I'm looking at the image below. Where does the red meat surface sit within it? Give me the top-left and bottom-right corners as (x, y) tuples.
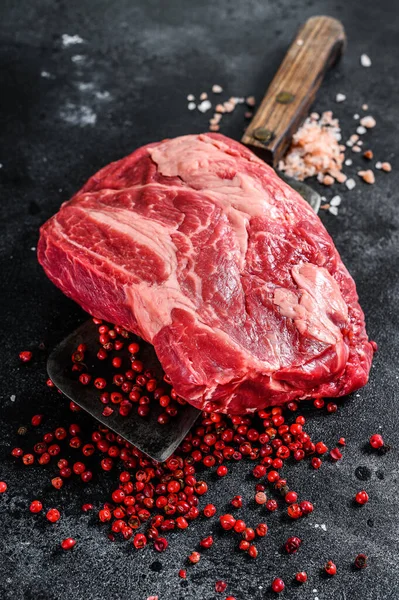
(38, 133), (373, 413)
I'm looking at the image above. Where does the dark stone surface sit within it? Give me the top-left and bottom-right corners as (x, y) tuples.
(0, 1), (398, 599)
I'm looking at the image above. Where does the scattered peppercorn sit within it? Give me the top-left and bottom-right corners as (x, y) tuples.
(61, 538), (76, 550)
(255, 491), (267, 505)
(354, 553), (368, 569)
(355, 491), (369, 505)
(266, 499), (278, 512)
(369, 434), (384, 449)
(29, 500), (43, 513)
(285, 536), (302, 554)
(220, 514), (236, 530)
(215, 581), (227, 593)
(154, 538), (168, 552)
(285, 491), (298, 504)
(46, 508), (61, 523)
(255, 523), (268, 537)
(287, 504), (302, 519)
(324, 560), (337, 576)
(216, 465), (228, 477)
(230, 495), (243, 509)
(248, 544), (258, 558)
(203, 504), (217, 518)
(200, 536), (214, 549)
(271, 577), (285, 593)
(330, 447), (343, 461)
(188, 551), (201, 564)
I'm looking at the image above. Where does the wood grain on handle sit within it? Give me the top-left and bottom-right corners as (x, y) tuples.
(241, 16), (346, 166)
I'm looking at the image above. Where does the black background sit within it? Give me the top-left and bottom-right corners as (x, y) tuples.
(0, 1), (398, 599)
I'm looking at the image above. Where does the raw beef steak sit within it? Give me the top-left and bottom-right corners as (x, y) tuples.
(38, 133), (374, 413)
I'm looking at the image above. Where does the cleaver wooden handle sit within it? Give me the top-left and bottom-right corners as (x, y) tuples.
(242, 16), (346, 167)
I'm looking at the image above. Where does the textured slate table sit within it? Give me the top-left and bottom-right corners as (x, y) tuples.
(0, 1), (398, 599)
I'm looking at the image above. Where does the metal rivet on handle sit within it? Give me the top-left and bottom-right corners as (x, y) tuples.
(276, 91), (295, 104)
(253, 127), (275, 144)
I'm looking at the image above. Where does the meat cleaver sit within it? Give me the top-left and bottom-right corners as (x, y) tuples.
(47, 16), (345, 462)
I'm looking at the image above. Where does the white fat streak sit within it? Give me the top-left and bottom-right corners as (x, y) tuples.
(87, 208), (199, 338)
(148, 135), (283, 266)
(274, 263), (347, 346)
(88, 208), (178, 278)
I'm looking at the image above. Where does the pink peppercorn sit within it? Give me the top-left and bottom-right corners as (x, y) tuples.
(61, 538), (76, 550)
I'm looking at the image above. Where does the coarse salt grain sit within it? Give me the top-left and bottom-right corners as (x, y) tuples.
(358, 169), (375, 184)
(246, 96), (256, 107)
(336, 93), (346, 103)
(197, 100), (212, 113)
(215, 104), (226, 113)
(61, 34), (84, 47)
(375, 161), (382, 169)
(346, 178), (356, 190)
(362, 104), (369, 111)
(188, 102), (196, 111)
(356, 126), (367, 135)
(209, 124), (220, 131)
(335, 171), (347, 183)
(329, 205), (339, 216)
(363, 150), (373, 159)
(345, 158), (353, 166)
(210, 113), (222, 124)
(360, 115), (376, 128)
(187, 94), (195, 101)
(381, 162), (392, 172)
(223, 101), (235, 113)
(360, 54), (372, 67)
(352, 146), (361, 153)
(212, 84), (223, 94)
(353, 114), (360, 120)
(199, 92), (208, 100)
(330, 195), (342, 206)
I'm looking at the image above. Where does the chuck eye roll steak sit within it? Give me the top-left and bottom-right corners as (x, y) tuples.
(38, 133), (373, 413)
